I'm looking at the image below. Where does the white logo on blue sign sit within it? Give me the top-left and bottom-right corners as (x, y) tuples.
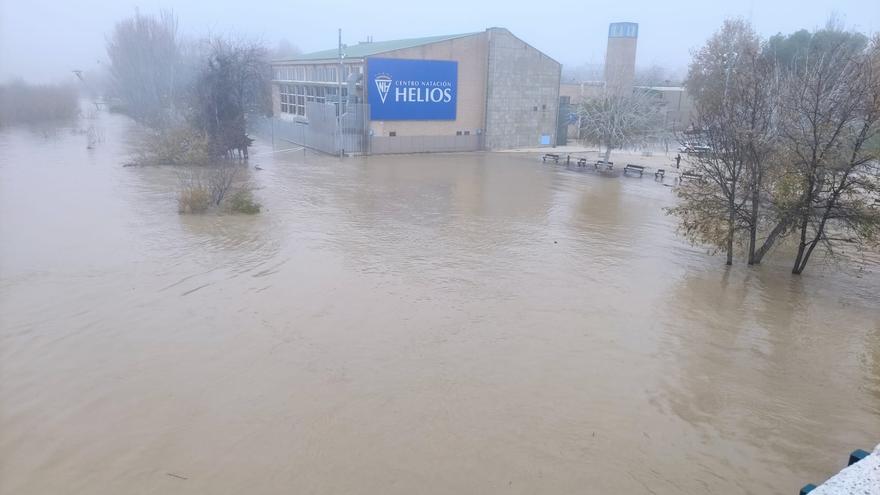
(374, 74), (392, 104)
(368, 58), (457, 120)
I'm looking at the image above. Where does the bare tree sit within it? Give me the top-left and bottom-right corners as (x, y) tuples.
(670, 19), (772, 265)
(778, 35), (880, 274)
(578, 89), (662, 163)
(191, 36), (270, 159)
(674, 19), (880, 272)
(106, 10), (182, 127)
(177, 163), (243, 213)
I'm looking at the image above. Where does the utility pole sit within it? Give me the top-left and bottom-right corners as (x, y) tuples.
(338, 28), (344, 159)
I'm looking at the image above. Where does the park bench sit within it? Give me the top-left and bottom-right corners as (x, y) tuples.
(655, 168), (666, 180)
(678, 171), (703, 182)
(542, 153), (560, 163)
(594, 160), (614, 171)
(576, 157), (589, 167)
(624, 164), (646, 177)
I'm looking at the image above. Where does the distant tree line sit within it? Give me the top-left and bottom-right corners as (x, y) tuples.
(0, 80), (79, 126)
(669, 19), (880, 274)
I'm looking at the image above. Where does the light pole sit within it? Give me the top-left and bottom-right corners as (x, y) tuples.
(338, 28), (344, 159)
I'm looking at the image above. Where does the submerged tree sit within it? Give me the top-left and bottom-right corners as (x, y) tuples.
(578, 89), (661, 162)
(672, 19), (778, 265)
(191, 37), (270, 159)
(778, 34), (880, 274)
(671, 19), (880, 273)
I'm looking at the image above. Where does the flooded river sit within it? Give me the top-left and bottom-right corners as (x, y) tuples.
(1, 111), (878, 494)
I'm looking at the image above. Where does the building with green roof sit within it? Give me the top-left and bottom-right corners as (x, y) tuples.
(270, 28), (561, 154)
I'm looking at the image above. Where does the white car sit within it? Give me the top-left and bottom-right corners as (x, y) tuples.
(679, 143), (712, 154)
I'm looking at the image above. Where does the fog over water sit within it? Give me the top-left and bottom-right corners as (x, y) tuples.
(0, 111), (877, 494)
(2, 0), (879, 82)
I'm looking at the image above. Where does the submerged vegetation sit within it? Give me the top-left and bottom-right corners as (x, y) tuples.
(106, 10), (270, 160)
(0, 81), (79, 126)
(176, 163), (260, 215)
(134, 126), (211, 166)
(106, 10), (270, 214)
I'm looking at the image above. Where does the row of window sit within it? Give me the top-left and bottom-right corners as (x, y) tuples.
(274, 64), (363, 83)
(279, 85), (349, 117)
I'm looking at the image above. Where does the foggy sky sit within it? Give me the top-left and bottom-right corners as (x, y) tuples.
(1, 0), (878, 83)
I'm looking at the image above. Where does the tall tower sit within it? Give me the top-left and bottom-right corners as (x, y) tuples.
(604, 22), (638, 95)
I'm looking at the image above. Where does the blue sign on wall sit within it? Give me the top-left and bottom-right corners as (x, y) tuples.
(367, 58), (457, 121)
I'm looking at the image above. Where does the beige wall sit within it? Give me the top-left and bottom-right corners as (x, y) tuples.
(641, 87), (695, 130)
(367, 33), (489, 138)
(484, 28), (561, 149)
(605, 37), (637, 95)
(559, 82), (604, 105)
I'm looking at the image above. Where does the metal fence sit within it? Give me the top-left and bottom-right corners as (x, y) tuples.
(249, 104), (484, 156)
(249, 102), (370, 155)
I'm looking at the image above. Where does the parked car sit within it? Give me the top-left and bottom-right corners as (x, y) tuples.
(679, 142), (713, 154)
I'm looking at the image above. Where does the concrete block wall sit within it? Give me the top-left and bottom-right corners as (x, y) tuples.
(484, 28), (561, 150)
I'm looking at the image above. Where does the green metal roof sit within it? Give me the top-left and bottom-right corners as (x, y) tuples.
(275, 32), (480, 62)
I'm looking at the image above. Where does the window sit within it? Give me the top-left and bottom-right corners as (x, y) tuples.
(296, 86), (305, 115)
(279, 84), (305, 116)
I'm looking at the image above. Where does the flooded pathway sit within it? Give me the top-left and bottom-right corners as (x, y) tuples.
(1, 112), (878, 494)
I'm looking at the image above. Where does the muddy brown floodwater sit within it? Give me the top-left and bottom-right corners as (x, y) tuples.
(0, 111), (878, 495)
